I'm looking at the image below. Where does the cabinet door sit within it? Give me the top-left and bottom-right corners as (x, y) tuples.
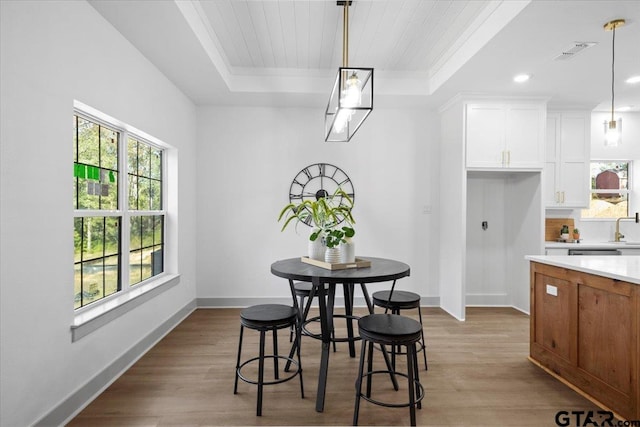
(544, 112), (590, 208)
(466, 104), (505, 168)
(558, 114), (589, 207)
(506, 104), (545, 168)
(534, 273), (577, 362)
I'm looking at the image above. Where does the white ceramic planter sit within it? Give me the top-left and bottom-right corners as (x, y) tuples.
(340, 240), (355, 263)
(324, 247), (342, 264)
(308, 230), (325, 260)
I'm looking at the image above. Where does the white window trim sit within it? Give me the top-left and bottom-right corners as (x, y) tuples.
(72, 100), (179, 341)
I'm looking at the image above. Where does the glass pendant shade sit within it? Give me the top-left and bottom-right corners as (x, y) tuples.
(604, 118), (622, 146)
(325, 67), (373, 142)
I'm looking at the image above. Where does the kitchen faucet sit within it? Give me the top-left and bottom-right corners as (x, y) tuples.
(614, 212), (640, 242)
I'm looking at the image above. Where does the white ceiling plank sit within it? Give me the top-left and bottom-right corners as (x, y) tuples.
(230, 0), (265, 68)
(307, 1), (328, 69)
(317, 1), (339, 70)
(262, 1), (287, 68)
(382, 0), (434, 71)
(247, 1), (276, 68)
(293, 0), (311, 68)
(278, 0), (298, 68)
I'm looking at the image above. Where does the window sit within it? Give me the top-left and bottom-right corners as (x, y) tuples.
(74, 112), (165, 309)
(581, 161), (630, 219)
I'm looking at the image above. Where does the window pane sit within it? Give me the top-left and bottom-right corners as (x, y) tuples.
(141, 247), (153, 282)
(74, 115), (119, 210)
(77, 117), (99, 165)
(74, 264), (82, 310)
(104, 255), (119, 297)
(129, 249), (143, 285)
(128, 138), (163, 211)
(150, 149), (161, 180)
(82, 259), (104, 305)
(100, 127), (118, 171)
(128, 174), (138, 210)
(582, 193), (628, 219)
(104, 217), (119, 257)
(74, 216), (121, 308)
(138, 177), (151, 210)
(130, 216), (142, 250)
(128, 138), (138, 176)
(129, 215), (164, 286)
(74, 217), (83, 263)
(150, 179), (161, 210)
(590, 162), (628, 190)
(139, 143), (151, 177)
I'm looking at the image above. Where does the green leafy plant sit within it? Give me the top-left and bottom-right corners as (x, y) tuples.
(278, 188), (355, 241)
(324, 225), (355, 248)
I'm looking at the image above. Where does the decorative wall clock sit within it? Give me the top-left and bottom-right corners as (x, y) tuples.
(288, 163), (355, 226)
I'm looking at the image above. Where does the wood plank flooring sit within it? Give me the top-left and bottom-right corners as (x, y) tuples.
(69, 307), (601, 426)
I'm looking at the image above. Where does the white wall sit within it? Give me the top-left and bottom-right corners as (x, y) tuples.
(195, 106), (440, 305)
(0, 2), (197, 426)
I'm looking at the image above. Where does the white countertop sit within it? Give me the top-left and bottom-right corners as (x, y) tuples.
(545, 241), (640, 249)
(526, 255), (640, 285)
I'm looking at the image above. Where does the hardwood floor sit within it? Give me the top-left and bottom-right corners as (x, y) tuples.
(69, 307), (600, 426)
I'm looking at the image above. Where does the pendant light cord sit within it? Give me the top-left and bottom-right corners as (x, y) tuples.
(611, 25), (616, 123)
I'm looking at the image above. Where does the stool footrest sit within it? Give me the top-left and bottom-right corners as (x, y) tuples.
(236, 355), (301, 387)
(302, 314), (362, 343)
(355, 370), (425, 408)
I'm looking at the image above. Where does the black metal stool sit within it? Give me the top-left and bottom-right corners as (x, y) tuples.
(233, 304), (304, 416)
(353, 314), (425, 426)
(372, 290), (428, 370)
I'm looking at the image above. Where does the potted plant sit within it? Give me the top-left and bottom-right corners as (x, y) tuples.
(323, 225), (356, 263)
(560, 224), (570, 240)
(278, 188), (355, 261)
(573, 228), (580, 240)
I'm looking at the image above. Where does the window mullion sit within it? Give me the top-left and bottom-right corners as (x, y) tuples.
(121, 130), (131, 292)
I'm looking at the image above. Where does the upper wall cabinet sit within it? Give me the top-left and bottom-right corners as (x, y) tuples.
(544, 111), (590, 208)
(466, 102), (546, 169)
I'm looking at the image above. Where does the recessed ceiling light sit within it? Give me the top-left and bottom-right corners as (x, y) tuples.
(626, 75), (640, 84)
(513, 74), (531, 83)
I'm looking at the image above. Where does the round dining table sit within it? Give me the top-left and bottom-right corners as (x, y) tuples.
(270, 256), (410, 412)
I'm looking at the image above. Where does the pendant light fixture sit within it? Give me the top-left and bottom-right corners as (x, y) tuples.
(324, 1), (373, 142)
(603, 19), (625, 147)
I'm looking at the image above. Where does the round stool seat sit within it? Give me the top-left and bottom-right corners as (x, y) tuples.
(358, 314), (422, 346)
(293, 281), (329, 296)
(373, 290), (421, 310)
(240, 304), (298, 329)
(293, 281), (313, 296)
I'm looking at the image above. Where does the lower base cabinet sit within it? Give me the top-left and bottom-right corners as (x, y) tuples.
(530, 262), (640, 420)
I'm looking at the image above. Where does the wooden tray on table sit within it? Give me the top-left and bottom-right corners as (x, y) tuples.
(300, 256), (371, 271)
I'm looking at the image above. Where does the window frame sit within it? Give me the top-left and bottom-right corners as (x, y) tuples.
(72, 101), (179, 341)
(581, 160), (632, 221)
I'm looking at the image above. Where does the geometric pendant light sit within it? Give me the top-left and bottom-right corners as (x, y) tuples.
(325, 1), (373, 142)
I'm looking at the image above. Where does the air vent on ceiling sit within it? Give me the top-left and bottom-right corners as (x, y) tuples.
(553, 42), (597, 61)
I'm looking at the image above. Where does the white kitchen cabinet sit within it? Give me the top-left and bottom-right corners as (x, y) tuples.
(466, 102), (545, 169)
(544, 111), (590, 208)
